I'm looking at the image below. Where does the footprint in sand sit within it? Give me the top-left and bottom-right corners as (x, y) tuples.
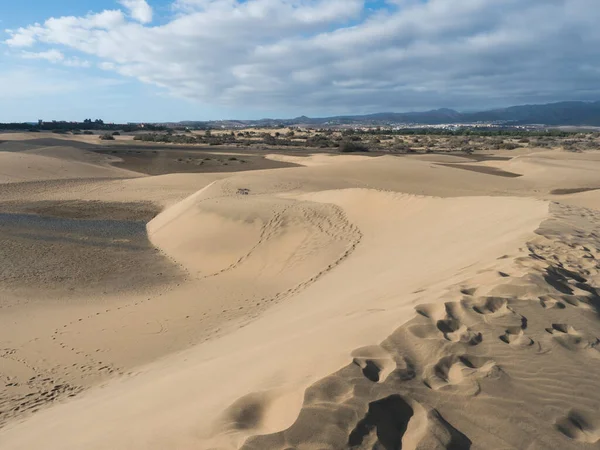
(348, 396), (471, 450)
(436, 319), (483, 346)
(468, 296), (527, 330)
(538, 295), (566, 310)
(560, 294), (597, 311)
(545, 323), (600, 354)
(415, 303), (482, 346)
(499, 327), (534, 348)
(471, 297), (511, 316)
(460, 286), (478, 296)
(556, 409), (600, 444)
(351, 345), (397, 383)
(424, 355), (501, 396)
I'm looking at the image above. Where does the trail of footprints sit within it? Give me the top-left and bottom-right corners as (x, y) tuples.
(203, 199), (362, 318)
(239, 201), (363, 311)
(0, 290), (170, 428)
(546, 323), (600, 355)
(236, 203), (600, 449)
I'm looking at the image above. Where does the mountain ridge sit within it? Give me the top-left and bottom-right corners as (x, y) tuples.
(181, 100), (600, 127)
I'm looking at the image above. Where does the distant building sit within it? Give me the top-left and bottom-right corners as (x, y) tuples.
(38, 119), (43, 125)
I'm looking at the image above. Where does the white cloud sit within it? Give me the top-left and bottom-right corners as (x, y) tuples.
(64, 57), (92, 68)
(4, 0), (600, 113)
(119, 0), (153, 24)
(21, 49), (65, 63)
(20, 49), (91, 68)
(6, 10), (125, 49)
(98, 61), (117, 71)
(5, 26), (40, 47)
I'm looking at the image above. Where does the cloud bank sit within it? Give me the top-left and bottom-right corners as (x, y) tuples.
(5, 0), (600, 113)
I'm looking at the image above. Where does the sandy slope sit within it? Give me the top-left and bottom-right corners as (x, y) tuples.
(482, 150), (600, 188)
(265, 153), (375, 166)
(0, 131), (132, 144)
(1, 145), (600, 449)
(243, 202), (600, 450)
(0, 147), (141, 183)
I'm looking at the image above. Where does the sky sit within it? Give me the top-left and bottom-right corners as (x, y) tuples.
(1, 0), (600, 122)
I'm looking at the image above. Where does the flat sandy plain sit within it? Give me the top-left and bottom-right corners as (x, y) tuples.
(1, 133), (600, 449)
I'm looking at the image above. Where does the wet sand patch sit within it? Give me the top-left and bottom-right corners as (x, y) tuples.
(92, 147), (298, 175)
(0, 201), (182, 297)
(0, 200), (160, 221)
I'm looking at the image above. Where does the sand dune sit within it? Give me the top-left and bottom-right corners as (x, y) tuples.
(265, 153), (374, 166)
(0, 148), (141, 183)
(483, 150), (600, 187)
(1, 143), (600, 449)
(0, 190), (547, 449)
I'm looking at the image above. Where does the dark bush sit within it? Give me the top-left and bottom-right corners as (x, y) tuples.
(339, 141), (369, 153)
(112, 131), (121, 136)
(99, 133), (115, 140)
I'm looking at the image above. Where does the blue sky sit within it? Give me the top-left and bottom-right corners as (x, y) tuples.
(1, 0), (274, 122)
(2, 0), (599, 122)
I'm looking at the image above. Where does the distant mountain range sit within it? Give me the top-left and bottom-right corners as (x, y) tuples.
(180, 101), (600, 127)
